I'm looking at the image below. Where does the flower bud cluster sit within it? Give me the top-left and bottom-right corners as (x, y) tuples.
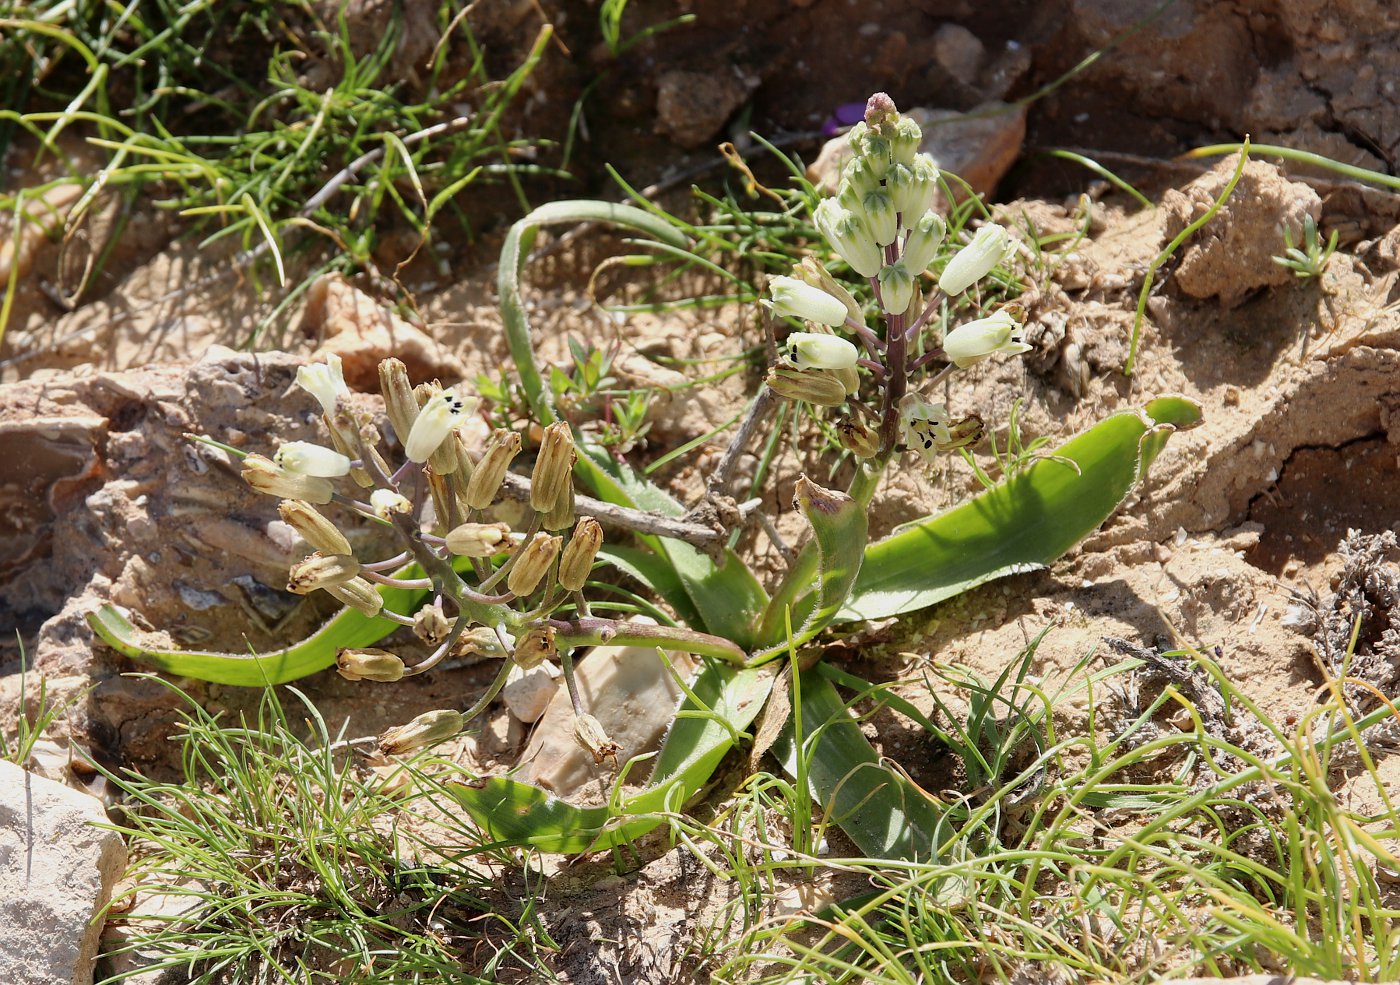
(759, 92), (1034, 464)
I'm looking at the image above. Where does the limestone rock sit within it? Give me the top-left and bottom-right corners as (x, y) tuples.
(501, 660), (560, 724)
(0, 759), (126, 985)
(654, 68), (756, 150)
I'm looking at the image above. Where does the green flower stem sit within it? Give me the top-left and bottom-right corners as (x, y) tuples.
(548, 617), (748, 665)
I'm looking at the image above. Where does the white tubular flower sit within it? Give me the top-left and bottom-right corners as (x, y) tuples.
(274, 441), (352, 478)
(899, 395), (952, 460)
(939, 223), (1014, 296)
(295, 354), (348, 417)
(840, 156), (882, 199)
(942, 310), (1032, 368)
(890, 117), (922, 167)
(901, 211), (947, 275)
(784, 331), (859, 371)
(877, 262), (915, 316)
(855, 187), (899, 248)
(889, 156), (939, 225)
(813, 199), (884, 279)
(404, 389), (475, 463)
(370, 488), (411, 519)
(764, 275), (848, 327)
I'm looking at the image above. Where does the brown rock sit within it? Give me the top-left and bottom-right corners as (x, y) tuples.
(1161, 155), (1321, 307)
(654, 68), (755, 150)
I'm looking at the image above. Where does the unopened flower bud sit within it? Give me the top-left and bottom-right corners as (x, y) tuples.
(379, 709), (464, 756)
(514, 625), (557, 670)
(765, 366), (848, 407)
(889, 155), (939, 221)
(939, 223), (1014, 296)
(841, 185), (897, 248)
(942, 310), (1031, 368)
(336, 648), (405, 683)
(378, 358), (419, 447)
(574, 713), (620, 765)
(412, 605), (453, 646)
(559, 517), (604, 592)
(889, 116), (922, 167)
(508, 532), (561, 597)
(274, 441), (352, 478)
(764, 275), (848, 326)
(324, 576), (383, 617)
(405, 388), (476, 464)
(370, 488), (412, 519)
(445, 521), (511, 558)
(451, 626), (508, 659)
(295, 354), (348, 417)
(847, 121), (892, 179)
(278, 500), (351, 555)
(838, 420), (881, 459)
(287, 552), (361, 594)
(840, 155), (883, 200)
(793, 258), (862, 325)
(784, 331), (859, 371)
(877, 262), (915, 316)
(813, 199), (883, 279)
(466, 428), (522, 510)
(864, 92), (898, 129)
(243, 455), (333, 504)
(530, 422), (576, 514)
(901, 211), (947, 275)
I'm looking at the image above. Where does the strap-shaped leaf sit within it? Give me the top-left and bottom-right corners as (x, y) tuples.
(749, 475), (867, 663)
(837, 396), (1202, 622)
(773, 665), (955, 861)
(444, 661), (774, 852)
(86, 559), (507, 686)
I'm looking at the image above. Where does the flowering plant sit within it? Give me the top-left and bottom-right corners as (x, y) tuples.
(91, 94), (1200, 858)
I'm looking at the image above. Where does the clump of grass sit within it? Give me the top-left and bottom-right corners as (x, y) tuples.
(690, 636), (1400, 983)
(0, 2), (560, 351)
(96, 680), (523, 984)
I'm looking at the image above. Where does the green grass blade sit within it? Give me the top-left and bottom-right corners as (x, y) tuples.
(443, 662), (773, 852)
(750, 476), (867, 663)
(837, 396), (1202, 622)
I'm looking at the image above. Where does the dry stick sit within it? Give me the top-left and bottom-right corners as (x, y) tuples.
(496, 472), (757, 548)
(705, 385), (778, 502)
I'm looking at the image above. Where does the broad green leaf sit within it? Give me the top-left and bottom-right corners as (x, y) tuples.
(774, 665), (955, 862)
(498, 200), (688, 426)
(87, 560), (507, 686)
(598, 545), (705, 630)
(750, 476), (867, 662)
(444, 661), (774, 852)
(837, 396), (1202, 622)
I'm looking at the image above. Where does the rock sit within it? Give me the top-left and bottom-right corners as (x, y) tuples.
(806, 102), (1027, 206)
(654, 68), (756, 150)
(0, 182), (83, 285)
(514, 642), (697, 803)
(98, 881), (205, 985)
(299, 275), (466, 390)
(1161, 154), (1322, 307)
(0, 759), (126, 985)
(501, 660), (560, 724)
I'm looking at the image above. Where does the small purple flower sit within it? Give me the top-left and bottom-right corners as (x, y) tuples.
(822, 101), (868, 137)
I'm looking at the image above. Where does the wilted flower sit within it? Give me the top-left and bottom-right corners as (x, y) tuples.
(558, 517), (604, 592)
(508, 532), (562, 597)
(336, 648), (405, 683)
(379, 710), (464, 756)
(412, 605), (452, 646)
(942, 310), (1031, 368)
(370, 488), (411, 519)
(295, 354), (348, 417)
(574, 713), (620, 765)
(837, 420), (881, 459)
(274, 441), (352, 478)
(513, 625), (557, 670)
(466, 428), (522, 510)
(784, 331), (859, 371)
(324, 576), (383, 617)
(445, 521), (511, 558)
(404, 389), (476, 463)
(766, 366), (849, 407)
(278, 499), (351, 555)
(378, 358), (419, 446)
(530, 422), (576, 514)
(764, 275), (848, 327)
(939, 223), (1014, 296)
(287, 552), (361, 594)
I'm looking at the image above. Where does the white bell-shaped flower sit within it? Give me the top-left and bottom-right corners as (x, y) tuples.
(764, 275), (848, 327)
(942, 310), (1032, 368)
(295, 354), (348, 417)
(405, 389), (475, 463)
(274, 441), (352, 478)
(938, 223), (1014, 296)
(784, 331), (860, 371)
(877, 261), (915, 316)
(901, 211), (947, 275)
